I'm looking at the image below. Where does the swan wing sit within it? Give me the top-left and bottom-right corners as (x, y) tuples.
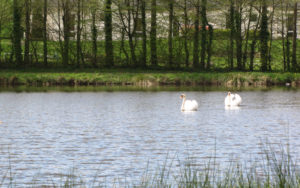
(184, 100), (198, 111)
(232, 94), (242, 106)
(192, 100), (198, 109)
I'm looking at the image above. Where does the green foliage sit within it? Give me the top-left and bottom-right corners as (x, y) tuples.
(0, 0), (298, 73)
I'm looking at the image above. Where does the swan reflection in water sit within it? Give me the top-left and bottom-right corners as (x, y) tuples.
(225, 105), (241, 110)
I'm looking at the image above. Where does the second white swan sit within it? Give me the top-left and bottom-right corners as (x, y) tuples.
(180, 94), (198, 111)
(224, 92), (242, 106)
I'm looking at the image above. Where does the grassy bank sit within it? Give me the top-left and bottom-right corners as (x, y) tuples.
(1, 69), (300, 87)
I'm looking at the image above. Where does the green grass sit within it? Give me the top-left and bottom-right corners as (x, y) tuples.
(0, 68), (300, 87)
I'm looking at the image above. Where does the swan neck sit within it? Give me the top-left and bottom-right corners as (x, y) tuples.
(229, 95), (232, 104)
(181, 98), (186, 111)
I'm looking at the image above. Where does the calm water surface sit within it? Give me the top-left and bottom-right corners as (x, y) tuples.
(0, 88), (300, 186)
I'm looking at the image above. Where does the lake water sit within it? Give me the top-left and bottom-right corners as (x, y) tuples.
(0, 87), (300, 186)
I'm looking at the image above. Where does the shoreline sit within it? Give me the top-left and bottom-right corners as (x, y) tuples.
(0, 70), (300, 87)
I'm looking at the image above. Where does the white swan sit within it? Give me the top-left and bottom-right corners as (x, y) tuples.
(180, 94), (198, 111)
(225, 92), (242, 106)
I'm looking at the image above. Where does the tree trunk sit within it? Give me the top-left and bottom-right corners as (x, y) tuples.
(105, 0), (114, 67)
(200, 0), (207, 70)
(126, 0), (137, 66)
(121, 28), (130, 65)
(250, 6), (261, 72)
(117, 0), (139, 67)
(57, 0), (63, 64)
(128, 33), (137, 66)
(24, 0), (31, 65)
(193, 0), (200, 69)
(76, 0), (82, 67)
(183, 0), (189, 68)
(292, 2), (298, 71)
(267, 0), (276, 71)
(62, 0), (70, 66)
(249, 37), (257, 71)
(168, 0), (173, 68)
(43, 0), (48, 67)
(243, 2), (253, 70)
(286, 35), (291, 71)
(235, 6), (243, 70)
(281, 0), (286, 71)
(13, 0), (22, 66)
(0, 3), (4, 61)
(150, 0), (157, 66)
(206, 25), (213, 70)
(260, 0), (269, 72)
(141, 0), (147, 67)
(228, 0), (235, 70)
(91, 9), (97, 67)
(0, 24), (2, 62)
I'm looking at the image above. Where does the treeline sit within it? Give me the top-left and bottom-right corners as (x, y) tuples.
(0, 0), (299, 72)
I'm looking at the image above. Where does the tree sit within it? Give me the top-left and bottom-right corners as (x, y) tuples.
(0, 0), (12, 62)
(280, 0), (286, 71)
(243, 0), (254, 69)
(235, 3), (243, 70)
(1, 0), (298, 71)
(267, 0), (276, 71)
(250, 3), (261, 71)
(292, 2), (297, 71)
(91, 1), (98, 67)
(76, 0), (82, 67)
(117, 0), (139, 66)
(206, 24), (213, 70)
(200, 0), (207, 70)
(168, 0), (174, 67)
(150, 0), (157, 66)
(141, 0), (147, 67)
(260, 0), (269, 72)
(183, 0), (190, 68)
(105, 0), (114, 67)
(12, 0), (22, 66)
(193, 0), (200, 69)
(286, 29), (291, 71)
(24, 0), (31, 65)
(43, 0), (48, 67)
(62, 0), (71, 66)
(228, 0), (235, 70)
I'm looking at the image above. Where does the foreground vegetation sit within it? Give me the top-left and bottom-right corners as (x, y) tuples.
(0, 69), (300, 87)
(1, 144), (299, 187)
